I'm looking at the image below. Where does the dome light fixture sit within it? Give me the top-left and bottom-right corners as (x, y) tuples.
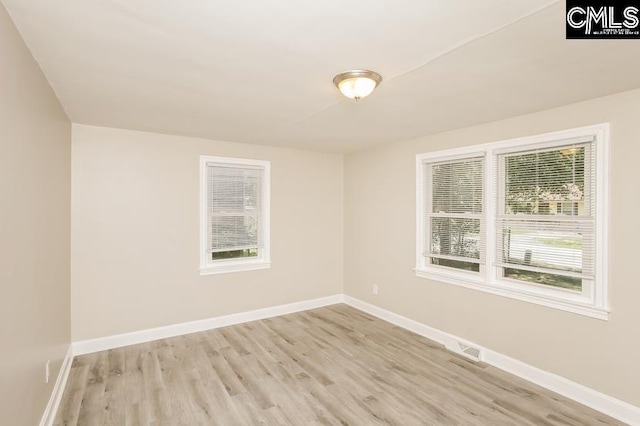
(333, 70), (382, 101)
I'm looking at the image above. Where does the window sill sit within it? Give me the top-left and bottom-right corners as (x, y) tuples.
(414, 268), (609, 321)
(200, 260), (271, 276)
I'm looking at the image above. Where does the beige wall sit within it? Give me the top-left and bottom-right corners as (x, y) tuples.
(0, 3), (71, 425)
(344, 88), (640, 407)
(71, 124), (343, 340)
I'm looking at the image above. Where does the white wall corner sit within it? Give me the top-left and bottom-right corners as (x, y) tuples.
(39, 345), (73, 426)
(342, 295), (640, 426)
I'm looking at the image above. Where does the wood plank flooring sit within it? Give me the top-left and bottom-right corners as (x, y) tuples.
(54, 304), (624, 425)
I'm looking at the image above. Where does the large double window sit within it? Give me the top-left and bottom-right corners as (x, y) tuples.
(200, 156), (271, 275)
(416, 125), (609, 319)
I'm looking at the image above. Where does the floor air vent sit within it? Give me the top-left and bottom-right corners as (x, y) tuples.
(445, 338), (483, 362)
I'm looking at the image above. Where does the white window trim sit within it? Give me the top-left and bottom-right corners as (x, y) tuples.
(199, 155), (271, 275)
(415, 124), (610, 320)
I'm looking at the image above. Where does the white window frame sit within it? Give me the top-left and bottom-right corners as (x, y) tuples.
(416, 151), (488, 287)
(200, 155), (271, 275)
(416, 124), (609, 320)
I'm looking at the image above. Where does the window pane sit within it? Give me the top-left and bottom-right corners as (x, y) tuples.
(211, 215), (258, 250)
(504, 146), (586, 216)
(212, 248), (258, 260)
(499, 143), (594, 292)
(431, 159), (483, 214)
(431, 217), (481, 260)
(431, 258), (480, 272)
(503, 268), (581, 291)
(500, 227), (584, 291)
(207, 163), (263, 253)
(501, 227), (583, 270)
(210, 166), (261, 213)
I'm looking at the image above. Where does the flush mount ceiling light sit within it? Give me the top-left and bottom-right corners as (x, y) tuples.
(333, 70), (382, 101)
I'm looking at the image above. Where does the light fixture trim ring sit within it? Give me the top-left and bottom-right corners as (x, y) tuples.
(332, 69), (383, 87)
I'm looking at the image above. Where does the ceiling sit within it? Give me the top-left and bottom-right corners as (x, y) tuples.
(3, 0), (640, 153)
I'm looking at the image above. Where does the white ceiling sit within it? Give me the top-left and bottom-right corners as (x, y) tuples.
(4, 0), (640, 152)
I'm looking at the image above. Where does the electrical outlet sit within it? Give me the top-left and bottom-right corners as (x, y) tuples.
(45, 360), (50, 384)
(373, 284), (379, 295)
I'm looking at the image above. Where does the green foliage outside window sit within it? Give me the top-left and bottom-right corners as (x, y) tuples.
(212, 248), (258, 260)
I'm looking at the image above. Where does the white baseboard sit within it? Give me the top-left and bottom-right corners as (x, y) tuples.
(485, 350), (640, 426)
(39, 345), (73, 426)
(73, 294), (344, 356)
(343, 295), (639, 426)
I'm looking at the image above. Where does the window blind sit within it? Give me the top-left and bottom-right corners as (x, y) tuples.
(207, 163), (263, 253)
(495, 137), (596, 283)
(424, 156), (485, 268)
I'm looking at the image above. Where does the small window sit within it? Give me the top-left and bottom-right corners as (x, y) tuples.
(416, 124), (609, 319)
(200, 156), (270, 275)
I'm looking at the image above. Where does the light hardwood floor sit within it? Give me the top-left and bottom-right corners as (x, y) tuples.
(54, 304), (623, 425)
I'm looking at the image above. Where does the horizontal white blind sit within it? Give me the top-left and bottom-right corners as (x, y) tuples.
(495, 139), (596, 281)
(424, 157), (484, 266)
(207, 163), (263, 253)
